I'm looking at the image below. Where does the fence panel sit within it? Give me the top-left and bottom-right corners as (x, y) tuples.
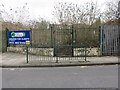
(27, 45), (87, 64)
(26, 24), (102, 63)
(74, 25), (99, 47)
(100, 26), (119, 56)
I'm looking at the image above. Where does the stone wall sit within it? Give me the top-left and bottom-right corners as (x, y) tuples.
(7, 47), (99, 56)
(28, 48), (54, 56)
(7, 47), (26, 54)
(74, 48), (99, 56)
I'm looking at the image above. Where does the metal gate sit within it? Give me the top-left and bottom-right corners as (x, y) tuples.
(51, 24), (74, 57)
(26, 24), (99, 63)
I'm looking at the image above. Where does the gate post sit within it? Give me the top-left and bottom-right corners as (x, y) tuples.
(50, 24), (53, 46)
(26, 46), (29, 63)
(118, 1), (120, 56)
(51, 24), (56, 57)
(99, 26), (102, 56)
(72, 24), (75, 57)
(50, 24), (58, 63)
(30, 28), (32, 46)
(100, 26), (104, 56)
(85, 46), (87, 61)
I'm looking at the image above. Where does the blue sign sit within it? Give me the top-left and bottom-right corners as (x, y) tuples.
(8, 31), (31, 45)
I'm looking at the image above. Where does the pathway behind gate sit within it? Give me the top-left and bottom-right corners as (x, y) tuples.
(0, 52), (119, 67)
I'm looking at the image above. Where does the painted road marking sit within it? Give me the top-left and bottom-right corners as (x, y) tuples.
(80, 66), (88, 68)
(8, 68), (16, 71)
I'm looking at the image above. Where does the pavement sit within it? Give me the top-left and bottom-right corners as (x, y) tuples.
(0, 52), (120, 67)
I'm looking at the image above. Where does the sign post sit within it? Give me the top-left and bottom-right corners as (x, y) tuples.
(8, 31), (31, 45)
(8, 30), (31, 63)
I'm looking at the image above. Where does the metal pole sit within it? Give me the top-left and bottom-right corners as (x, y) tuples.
(50, 24), (53, 47)
(118, 1), (120, 56)
(52, 24), (56, 57)
(26, 46), (29, 63)
(53, 24), (58, 63)
(6, 28), (9, 47)
(85, 47), (87, 61)
(56, 55), (58, 63)
(30, 28), (32, 46)
(72, 24), (74, 57)
(99, 26), (102, 56)
(100, 26), (104, 56)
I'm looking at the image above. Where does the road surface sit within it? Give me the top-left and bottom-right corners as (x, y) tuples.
(2, 65), (119, 88)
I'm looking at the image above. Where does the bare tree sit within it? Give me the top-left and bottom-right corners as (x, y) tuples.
(53, 1), (101, 26)
(53, 2), (76, 24)
(102, 0), (120, 24)
(0, 3), (31, 25)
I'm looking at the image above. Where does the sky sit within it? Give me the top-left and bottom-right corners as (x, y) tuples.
(0, 0), (119, 23)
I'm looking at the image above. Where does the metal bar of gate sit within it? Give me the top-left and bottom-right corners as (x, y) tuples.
(72, 24), (74, 57)
(26, 46), (28, 63)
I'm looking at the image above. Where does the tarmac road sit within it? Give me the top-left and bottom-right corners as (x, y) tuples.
(2, 65), (119, 88)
